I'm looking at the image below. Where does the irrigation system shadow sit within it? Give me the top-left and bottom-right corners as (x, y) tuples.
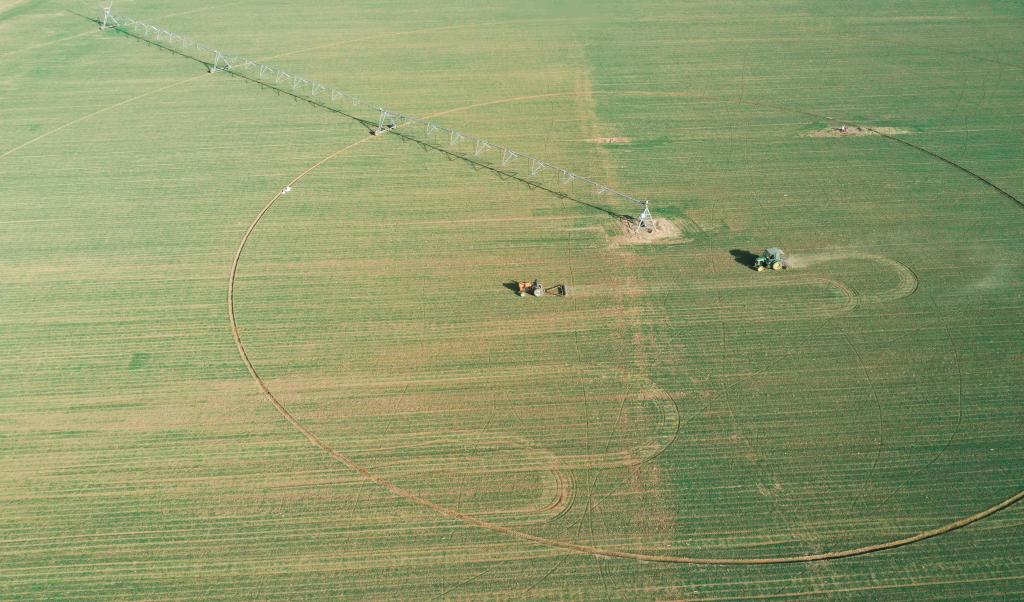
(383, 128), (629, 222)
(729, 249), (759, 270)
(74, 9), (633, 224)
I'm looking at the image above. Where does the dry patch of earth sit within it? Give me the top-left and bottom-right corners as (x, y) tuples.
(612, 217), (685, 245)
(803, 125), (913, 138)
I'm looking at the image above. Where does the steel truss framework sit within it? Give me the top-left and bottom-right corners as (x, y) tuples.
(100, 10), (656, 228)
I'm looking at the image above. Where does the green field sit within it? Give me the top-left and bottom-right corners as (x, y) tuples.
(2, 0), (1023, 599)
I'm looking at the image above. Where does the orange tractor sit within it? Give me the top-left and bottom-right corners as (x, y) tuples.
(518, 280), (544, 297)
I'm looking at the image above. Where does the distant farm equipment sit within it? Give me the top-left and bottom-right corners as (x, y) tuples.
(518, 280), (544, 297)
(515, 280), (569, 297)
(754, 248), (787, 271)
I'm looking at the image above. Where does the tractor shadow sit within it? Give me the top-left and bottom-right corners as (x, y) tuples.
(730, 249), (759, 270)
(503, 281), (522, 295)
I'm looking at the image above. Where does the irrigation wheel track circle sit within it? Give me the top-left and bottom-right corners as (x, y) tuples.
(228, 92), (1024, 565)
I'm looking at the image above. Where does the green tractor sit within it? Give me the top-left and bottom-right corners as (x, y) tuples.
(753, 247), (787, 272)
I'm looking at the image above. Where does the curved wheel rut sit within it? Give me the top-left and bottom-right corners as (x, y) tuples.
(228, 93), (1023, 564)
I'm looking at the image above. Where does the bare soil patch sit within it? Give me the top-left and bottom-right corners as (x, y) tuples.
(803, 125), (912, 138)
(588, 137), (632, 144)
(612, 217), (685, 245)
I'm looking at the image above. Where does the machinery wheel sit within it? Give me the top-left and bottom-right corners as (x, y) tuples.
(772, 261), (783, 270)
(756, 265), (765, 272)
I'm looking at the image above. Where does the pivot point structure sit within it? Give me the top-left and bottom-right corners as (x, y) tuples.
(637, 201), (654, 231)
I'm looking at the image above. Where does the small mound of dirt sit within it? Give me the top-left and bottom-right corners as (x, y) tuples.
(613, 218), (684, 245)
(589, 137), (631, 144)
(803, 125), (912, 138)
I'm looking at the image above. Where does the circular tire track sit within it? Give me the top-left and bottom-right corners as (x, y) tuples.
(793, 252), (920, 305)
(11, 9), (1017, 569)
(360, 431), (574, 521)
(229, 92), (1023, 564)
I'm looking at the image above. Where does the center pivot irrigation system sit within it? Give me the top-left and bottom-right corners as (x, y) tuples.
(99, 9), (656, 230)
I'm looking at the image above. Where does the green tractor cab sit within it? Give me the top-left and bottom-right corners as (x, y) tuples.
(753, 248), (786, 272)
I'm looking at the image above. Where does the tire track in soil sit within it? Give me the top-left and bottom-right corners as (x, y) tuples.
(0, 2), (250, 158)
(707, 217), (836, 580)
(0, 74), (209, 161)
(356, 431), (573, 520)
(229, 91), (1023, 563)
(568, 65), (625, 594)
(11, 7), (1019, 568)
(839, 325), (886, 512)
(790, 252), (920, 305)
(785, 255), (917, 512)
(776, 254), (905, 513)
(871, 290), (965, 513)
(32, 14), (993, 563)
